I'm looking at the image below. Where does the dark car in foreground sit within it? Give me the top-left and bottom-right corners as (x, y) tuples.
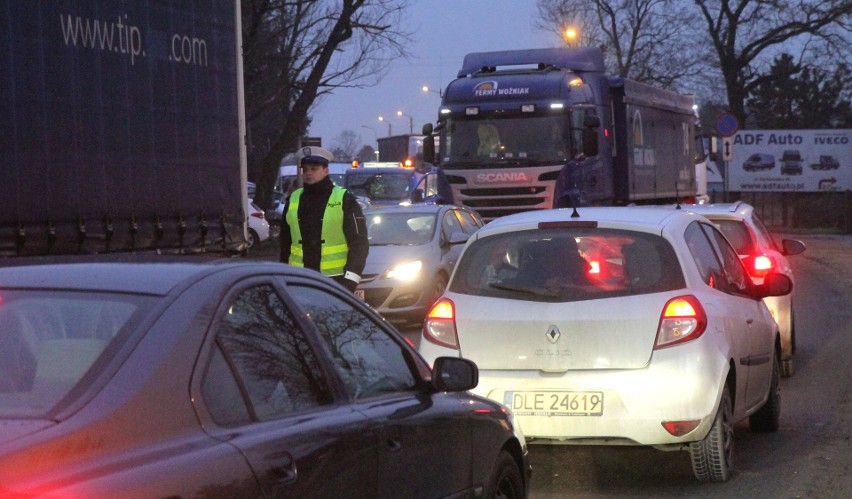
(0, 257), (529, 497)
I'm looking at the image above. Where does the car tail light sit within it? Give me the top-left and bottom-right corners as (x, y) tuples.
(423, 298), (459, 349)
(655, 295), (707, 349)
(250, 211), (265, 219)
(745, 254), (774, 278)
(662, 420), (701, 437)
(588, 260), (600, 274)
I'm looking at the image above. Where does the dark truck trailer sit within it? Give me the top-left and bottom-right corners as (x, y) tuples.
(377, 134), (425, 166)
(0, 0), (246, 257)
(423, 47), (696, 221)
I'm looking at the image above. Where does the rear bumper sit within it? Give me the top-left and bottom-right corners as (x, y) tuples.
(472, 345), (729, 447)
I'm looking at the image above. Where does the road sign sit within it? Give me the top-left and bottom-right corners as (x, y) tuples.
(721, 137), (733, 161)
(716, 112), (739, 137)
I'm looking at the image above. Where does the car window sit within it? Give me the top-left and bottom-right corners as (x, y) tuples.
(450, 228), (684, 302)
(456, 209), (483, 235)
(708, 218), (754, 254)
(442, 210), (464, 240)
(748, 212), (780, 251)
(701, 224), (750, 294)
(286, 285), (418, 399)
(685, 221), (735, 292)
(0, 292), (149, 417)
(204, 285), (333, 425)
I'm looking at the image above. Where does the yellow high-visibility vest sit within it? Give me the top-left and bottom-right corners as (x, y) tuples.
(286, 187), (348, 276)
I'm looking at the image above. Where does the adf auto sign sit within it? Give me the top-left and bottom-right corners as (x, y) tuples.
(728, 129), (850, 192)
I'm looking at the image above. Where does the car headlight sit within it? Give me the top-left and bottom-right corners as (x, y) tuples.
(386, 260), (423, 281)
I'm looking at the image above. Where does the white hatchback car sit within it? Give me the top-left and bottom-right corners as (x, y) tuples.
(246, 199), (270, 249)
(675, 202), (805, 377)
(418, 206), (792, 482)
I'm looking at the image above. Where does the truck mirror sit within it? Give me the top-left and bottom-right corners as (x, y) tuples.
(423, 129), (435, 164)
(584, 115), (601, 128)
(582, 128), (599, 157)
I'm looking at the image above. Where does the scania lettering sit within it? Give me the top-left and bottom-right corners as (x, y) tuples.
(421, 47), (697, 221)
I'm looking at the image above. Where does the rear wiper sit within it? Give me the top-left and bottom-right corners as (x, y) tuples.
(488, 281), (560, 298)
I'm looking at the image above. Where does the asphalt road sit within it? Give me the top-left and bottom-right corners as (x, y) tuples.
(253, 232), (852, 496)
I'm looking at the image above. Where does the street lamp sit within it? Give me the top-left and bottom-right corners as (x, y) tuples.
(378, 116), (392, 136)
(564, 27), (578, 46)
(422, 85), (442, 98)
(396, 110), (413, 135)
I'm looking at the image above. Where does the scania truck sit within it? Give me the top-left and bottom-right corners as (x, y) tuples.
(421, 47), (697, 221)
(1, 0), (246, 256)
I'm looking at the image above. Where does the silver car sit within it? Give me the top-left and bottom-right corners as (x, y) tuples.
(357, 204), (483, 326)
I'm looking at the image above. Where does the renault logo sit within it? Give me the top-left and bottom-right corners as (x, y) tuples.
(546, 325), (561, 343)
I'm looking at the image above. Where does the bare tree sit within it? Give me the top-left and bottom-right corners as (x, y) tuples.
(242, 0), (413, 208)
(535, 0), (707, 90)
(694, 0), (852, 126)
(331, 130), (361, 160)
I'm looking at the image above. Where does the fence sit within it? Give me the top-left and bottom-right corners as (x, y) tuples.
(707, 190), (852, 234)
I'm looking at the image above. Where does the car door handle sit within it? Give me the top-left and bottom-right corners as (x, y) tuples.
(386, 437), (402, 452)
(266, 451), (298, 485)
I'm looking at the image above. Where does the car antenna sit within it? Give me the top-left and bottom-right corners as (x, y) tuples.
(568, 194), (580, 218)
(675, 185), (682, 210)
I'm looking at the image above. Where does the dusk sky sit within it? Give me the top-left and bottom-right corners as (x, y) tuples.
(307, 0), (559, 152)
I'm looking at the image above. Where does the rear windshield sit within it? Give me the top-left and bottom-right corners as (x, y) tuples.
(450, 228), (685, 302)
(0, 290), (155, 418)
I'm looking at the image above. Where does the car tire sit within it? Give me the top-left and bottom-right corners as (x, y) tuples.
(690, 385), (733, 482)
(750, 349), (781, 432)
(486, 450), (524, 499)
(247, 229), (259, 249)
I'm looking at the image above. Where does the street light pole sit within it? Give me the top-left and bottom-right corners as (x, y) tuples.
(396, 110), (413, 135)
(422, 85), (442, 98)
(378, 116), (392, 136)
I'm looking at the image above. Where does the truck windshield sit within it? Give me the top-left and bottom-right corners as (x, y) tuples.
(439, 115), (574, 168)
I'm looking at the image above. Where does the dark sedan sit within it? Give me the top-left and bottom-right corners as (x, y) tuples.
(0, 256), (529, 497)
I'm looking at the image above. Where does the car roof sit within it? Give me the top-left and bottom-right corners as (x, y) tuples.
(346, 167), (413, 175)
(478, 206), (700, 237)
(364, 204), (447, 215)
(0, 256), (294, 294)
(675, 201), (754, 218)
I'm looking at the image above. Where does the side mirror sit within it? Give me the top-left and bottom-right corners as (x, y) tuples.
(782, 239), (806, 256)
(757, 273), (793, 298)
(422, 125), (435, 164)
(422, 123), (433, 135)
(432, 357), (478, 392)
(582, 128), (599, 157)
(411, 189), (425, 203)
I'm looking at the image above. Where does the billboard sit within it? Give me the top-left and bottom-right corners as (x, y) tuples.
(727, 129), (850, 192)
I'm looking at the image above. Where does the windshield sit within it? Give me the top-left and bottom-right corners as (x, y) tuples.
(366, 211), (435, 246)
(345, 172), (412, 202)
(438, 114), (576, 168)
(0, 290), (154, 418)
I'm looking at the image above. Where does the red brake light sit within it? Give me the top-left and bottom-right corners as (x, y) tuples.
(662, 420), (701, 437)
(250, 211), (265, 219)
(655, 295), (707, 349)
(588, 260), (600, 274)
(423, 298), (459, 349)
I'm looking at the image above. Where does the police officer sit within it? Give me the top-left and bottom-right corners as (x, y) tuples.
(280, 146), (368, 292)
